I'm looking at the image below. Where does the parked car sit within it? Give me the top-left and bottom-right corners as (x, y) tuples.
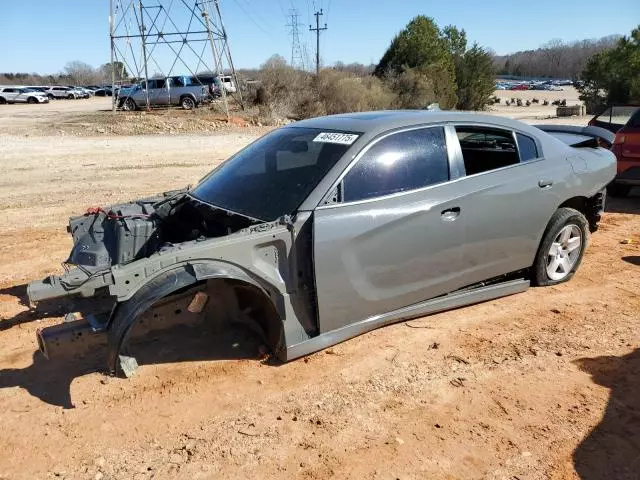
(65, 86), (90, 98)
(45, 86), (78, 99)
(219, 75), (237, 93)
(117, 76), (210, 110)
(0, 87), (50, 104)
(93, 87), (113, 97)
(27, 111), (616, 377)
(589, 105), (640, 196)
(510, 83), (531, 90)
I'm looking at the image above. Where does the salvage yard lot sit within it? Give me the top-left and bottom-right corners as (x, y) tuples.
(0, 98), (639, 479)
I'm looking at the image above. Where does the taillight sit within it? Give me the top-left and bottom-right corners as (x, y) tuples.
(614, 134), (626, 145)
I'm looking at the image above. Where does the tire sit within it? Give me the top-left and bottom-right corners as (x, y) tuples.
(181, 96), (196, 110)
(47, 94), (54, 100)
(0, 97), (6, 105)
(607, 184), (631, 198)
(532, 207), (589, 286)
(27, 97), (38, 104)
(67, 94), (74, 100)
(122, 98), (137, 111)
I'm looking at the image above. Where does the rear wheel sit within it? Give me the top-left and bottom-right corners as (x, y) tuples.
(608, 184), (631, 198)
(181, 96), (196, 110)
(532, 208), (588, 286)
(67, 94), (74, 100)
(27, 97), (38, 104)
(0, 97), (6, 105)
(122, 98), (137, 111)
(47, 93), (54, 100)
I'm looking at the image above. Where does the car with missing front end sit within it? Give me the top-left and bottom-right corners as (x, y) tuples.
(27, 111), (616, 377)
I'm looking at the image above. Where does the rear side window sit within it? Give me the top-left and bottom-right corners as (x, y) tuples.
(343, 127), (449, 202)
(516, 133), (539, 161)
(455, 126), (519, 175)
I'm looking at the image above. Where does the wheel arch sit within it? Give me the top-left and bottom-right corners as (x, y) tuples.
(106, 261), (284, 373)
(179, 93), (198, 106)
(557, 193), (603, 232)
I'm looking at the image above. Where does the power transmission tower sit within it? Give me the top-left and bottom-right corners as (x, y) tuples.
(109, 0), (243, 117)
(286, 9), (305, 71)
(309, 9), (327, 75)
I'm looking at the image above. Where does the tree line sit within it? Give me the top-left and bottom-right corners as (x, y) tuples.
(493, 36), (620, 79)
(0, 61), (129, 86)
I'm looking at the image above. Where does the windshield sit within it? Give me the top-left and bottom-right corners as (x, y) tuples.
(191, 127), (357, 221)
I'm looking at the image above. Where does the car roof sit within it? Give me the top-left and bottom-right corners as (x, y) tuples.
(289, 110), (535, 137)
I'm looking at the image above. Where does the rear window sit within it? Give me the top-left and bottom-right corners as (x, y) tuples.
(516, 133), (539, 161)
(592, 106), (640, 128)
(455, 126), (519, 175)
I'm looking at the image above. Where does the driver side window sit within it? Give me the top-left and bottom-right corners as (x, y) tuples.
(342, 127), (449, 202)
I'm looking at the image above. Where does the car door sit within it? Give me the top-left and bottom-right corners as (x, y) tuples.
(151, 79), (170, 106)
(2, 88), (14, 102)
(448, 124), (566, 286)
(313, 126), (470, 334)
(14, 89), (28, 103)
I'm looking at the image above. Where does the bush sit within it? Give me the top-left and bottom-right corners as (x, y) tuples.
(252, 54), (310, 121)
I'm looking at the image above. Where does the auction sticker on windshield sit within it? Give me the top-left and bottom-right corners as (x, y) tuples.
(313, 132), (359, 145)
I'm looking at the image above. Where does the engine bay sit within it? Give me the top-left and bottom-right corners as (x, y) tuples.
(67, 189), (261, 269)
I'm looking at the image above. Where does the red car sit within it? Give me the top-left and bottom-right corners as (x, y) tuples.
(510, 84), (531, 90)
(588, 105), (640, 197)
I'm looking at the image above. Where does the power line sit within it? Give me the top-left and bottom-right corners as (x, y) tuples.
(230, 0), (278, 41)
(109, 0), (243, 118)
(309, 8), (327, 74)
(286, 8), (305, 70)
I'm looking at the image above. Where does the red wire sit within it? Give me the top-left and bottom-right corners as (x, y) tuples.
(85, 206), (150, 219)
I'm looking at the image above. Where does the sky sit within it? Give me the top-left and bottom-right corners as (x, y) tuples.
(0, 0), (638, 74)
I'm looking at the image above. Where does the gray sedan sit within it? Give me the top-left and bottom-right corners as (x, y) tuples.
(28, 111), (616, 376)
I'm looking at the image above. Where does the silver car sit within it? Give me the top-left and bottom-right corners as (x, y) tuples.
(117, 76), (210, 110)
(28, 111), (616, 377)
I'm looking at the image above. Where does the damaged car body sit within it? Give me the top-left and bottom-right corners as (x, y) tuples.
(27, 112), (617, 377)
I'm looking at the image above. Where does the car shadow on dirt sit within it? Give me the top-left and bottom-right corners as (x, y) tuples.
(622, 256), (640, 266)
(606, 188), (640, 215)
(0, 321), (270, 409)
(573, 348), (640, 479)
(0, 283), (67, 332)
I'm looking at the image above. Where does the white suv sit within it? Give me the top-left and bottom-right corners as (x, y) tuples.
(45, 86), (79, 100)
(0, 87), (50, 104)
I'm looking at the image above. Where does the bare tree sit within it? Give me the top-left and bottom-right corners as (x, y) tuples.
(63, 61), (100, 85)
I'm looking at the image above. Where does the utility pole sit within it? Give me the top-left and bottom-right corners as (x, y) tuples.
(286, 9), (305, 71)
(138, 1), (151, 111)
(109, 0), (115, 113)
(309, 9), (327, 75)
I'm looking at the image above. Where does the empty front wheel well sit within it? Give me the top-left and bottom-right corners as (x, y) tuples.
(107, 267), (284, 375)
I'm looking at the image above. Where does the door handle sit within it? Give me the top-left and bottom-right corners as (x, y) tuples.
(441, 207), (461, 221)
(538, 179), (553, 188)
